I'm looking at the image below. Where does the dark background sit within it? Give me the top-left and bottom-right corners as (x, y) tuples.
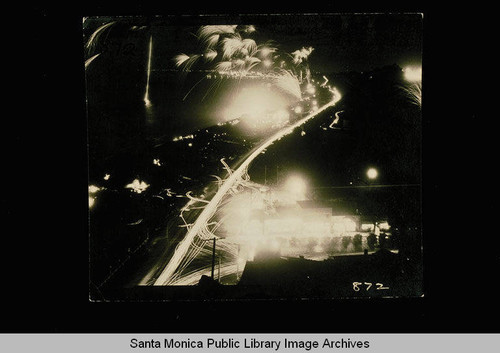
(2, 1), (495, 334)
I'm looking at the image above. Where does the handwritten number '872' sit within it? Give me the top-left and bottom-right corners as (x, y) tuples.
(352, 282), (389, 291)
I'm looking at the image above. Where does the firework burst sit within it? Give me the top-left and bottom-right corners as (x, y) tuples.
(399, 81), (422, 108)
(173, 24), (312, 104)
(84, 21), (116, 57)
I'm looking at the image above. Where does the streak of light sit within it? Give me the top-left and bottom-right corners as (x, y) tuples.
(84, 53), (100, 69)
(144, 35), (153, 106)
(329, 110), (343, 129)
(173, 134), (194, 142)
(320, 75), (329, 87)
(85, 21), (116, 54)
(400, 81), (422, 108)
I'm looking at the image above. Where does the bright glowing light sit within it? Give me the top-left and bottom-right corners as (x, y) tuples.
(284, 175), (307, 200)
(367, 168), (378, 179)
(85, 53), (101, 69)
(103, 174), (110, 180)
(329, 110), (342, 129)
(153, 158), (161, 166)
(125, 179), (150, 194)
(321, 75), (329, 87)
(343, 218), (357, 232)
(270, 239), (281, 252)
(291, 46), (314, 65)
(259, 47), (272, 56)
(144, 35), (153, 106)
(89, 196), (95, 208)
(273, 70), (302, 100)
(306, 83), (316, 95)
(221, 85), (290, 122)
(313, 244), (323, 253)
(378, 221), (390, 230)
(361, 224), (375, 231)
(329, 86), (342, 104)
(188, 143), (193, 147)
(173, 134), (194, 142)
(88, 185), (100, 194)
(403, 66), (422, 82)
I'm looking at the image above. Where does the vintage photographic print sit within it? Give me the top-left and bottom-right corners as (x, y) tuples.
(85, 14), (423, 301)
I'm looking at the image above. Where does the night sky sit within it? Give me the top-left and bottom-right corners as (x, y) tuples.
(83, 13), (422, 74)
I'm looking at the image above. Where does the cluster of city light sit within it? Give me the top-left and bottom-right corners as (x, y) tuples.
(172, 134), (195, 142)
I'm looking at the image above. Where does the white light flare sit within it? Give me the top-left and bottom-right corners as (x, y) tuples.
(306, 83), (316, 95)
(284, 175), (307, 201)
(88, 185), (101, 194)
(88, 184), (101, 209)
(367, 168), (378, 180)
(221, 85), (289, 123)
(403, 66), (422, 82)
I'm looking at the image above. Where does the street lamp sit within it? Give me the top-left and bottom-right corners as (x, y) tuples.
(367, 168), (378, 180)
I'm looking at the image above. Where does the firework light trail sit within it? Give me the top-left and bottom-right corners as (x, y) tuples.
(399, 66), (422, 108)
(144, 35), (153, 106)
(153, 89), (341, 286)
